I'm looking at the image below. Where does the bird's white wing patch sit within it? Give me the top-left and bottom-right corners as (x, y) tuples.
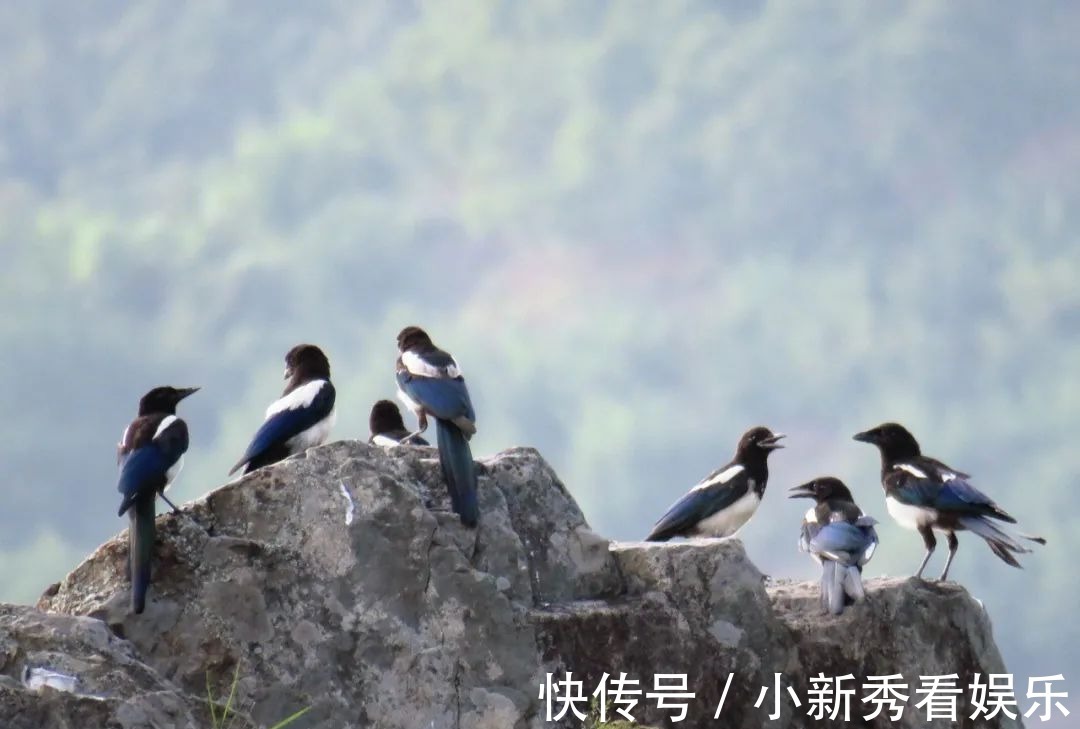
(153, 415), (178, 439)
(266, 380), (326, 417)
(446, 357), (462, 378)
(372, 434), (400, 447)
(692, 464), (744, 492)
(401, 350), (462, 378)
(895, 463), (928, 479)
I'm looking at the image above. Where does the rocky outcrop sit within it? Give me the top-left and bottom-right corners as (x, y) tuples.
(0, 604), (201, 728)
(5, 442), (1018, 728)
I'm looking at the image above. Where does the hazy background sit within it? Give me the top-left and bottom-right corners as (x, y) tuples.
(2, 0), (1076, 718)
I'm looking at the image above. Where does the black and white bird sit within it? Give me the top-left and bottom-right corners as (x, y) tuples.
(789, 477), (878, 615)
(645, 426), (785, 541)
(369, 399), (429, 446)
(395, 326), (478, 527)
(854, 422), (1045, 581)
(116, 385), (198, 613)
(229, 344), (336, 476)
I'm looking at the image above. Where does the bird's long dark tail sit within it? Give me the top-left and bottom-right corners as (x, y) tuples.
(959, 516), (1046, 568)
(821, 560), (866, 615)
(129, 493), (156, 614)
(436, 418), (478, 528)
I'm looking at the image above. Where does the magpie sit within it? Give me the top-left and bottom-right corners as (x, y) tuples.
(854, 422), (1045, 581)
(229, 344), (336, 475)
(369, 399), (429, 447)
(789, 477), (878, 615)
(645, 427), (785, 541)
(116, 385), (198, 614)
(395, 326), (478, 527)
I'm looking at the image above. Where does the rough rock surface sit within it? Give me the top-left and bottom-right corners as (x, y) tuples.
(2, 442), (1018, 728)
(0, 604), (202, 728)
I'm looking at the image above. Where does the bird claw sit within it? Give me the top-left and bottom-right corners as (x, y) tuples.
(399, 430), (426, 445)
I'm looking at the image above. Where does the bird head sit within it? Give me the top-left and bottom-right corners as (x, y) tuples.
(789, 476), (854, 504)
(736, 426), (785, 462)
(284, 344), (331, 381)
(137, 386), (199, 415)
(397, 325), (434, 352)
(369, 399), (406, 434)
(853, 422), (921, 461)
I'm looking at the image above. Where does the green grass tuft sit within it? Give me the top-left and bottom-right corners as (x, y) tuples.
(205, 661), (311, 729)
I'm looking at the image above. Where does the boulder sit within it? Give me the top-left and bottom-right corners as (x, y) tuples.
(6, 442), (1019, 728)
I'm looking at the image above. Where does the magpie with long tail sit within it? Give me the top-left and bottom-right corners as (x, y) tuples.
(789, 477), (878, 615)
(116, 385), (198, 614)
(368, 399), (429, 446)
(645, 427), (785, 541)
(395, 326), (478, 527)
(854, 422), (1045, 581)
(229, 344), (336, 476)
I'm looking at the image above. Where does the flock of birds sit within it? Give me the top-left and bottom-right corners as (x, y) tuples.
(642, 423), (1044, 614)
(116, 326), (473, 613)
(115, 326), (1044, 616)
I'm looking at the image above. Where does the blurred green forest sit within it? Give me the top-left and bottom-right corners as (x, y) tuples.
(1, 0), (1077, 703)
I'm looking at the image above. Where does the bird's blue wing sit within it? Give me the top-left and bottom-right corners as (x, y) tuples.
(647, 481), (746, 541)
(396, 371), (474, 422)
(809, 522), (877, 565)
(936, 478), (993, 506)
(117, 447), (168, 516)
(937, 478), (1016, 522)
(888, 467), (1013, 522)
(885, 470), (942, 508)
(234, 382), (336, 471)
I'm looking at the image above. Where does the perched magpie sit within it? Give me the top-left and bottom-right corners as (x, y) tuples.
(229, 344), (336, 475)
(369, 399), (429, 447)
(854, 422), (1045, 581)
(116, 385), (198, 614)
(789, 477), (878, 615)
(645, 427), (785, 541)
(395, 326), (478, 527)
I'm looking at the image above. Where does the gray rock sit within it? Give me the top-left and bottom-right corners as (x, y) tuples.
(7, 441), (1019, 728)
(0, 604), (202, 728)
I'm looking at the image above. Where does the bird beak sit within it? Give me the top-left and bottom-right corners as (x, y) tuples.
(788, 482), (816, 500)
(178, 387), (200, 400)
(853, 429), (875, 444)
(763, 432), (786, 450)
(283, 368), (292, 380)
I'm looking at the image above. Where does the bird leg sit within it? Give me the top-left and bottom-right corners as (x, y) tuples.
(914, 526), (937, 579)
(155, 493), (209, 532)
(398, 412), (429, 445)
(159, 494), (183, 514)
(938, 532), (959, 582)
